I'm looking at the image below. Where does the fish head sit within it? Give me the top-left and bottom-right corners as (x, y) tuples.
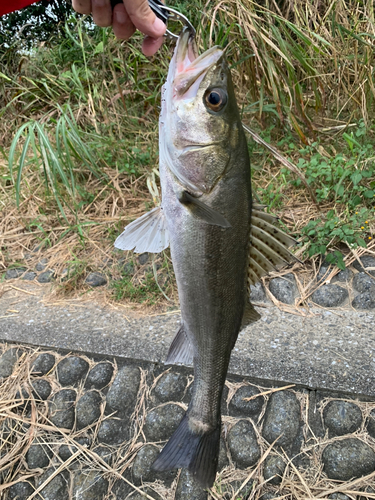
(160, 28), (244, 195)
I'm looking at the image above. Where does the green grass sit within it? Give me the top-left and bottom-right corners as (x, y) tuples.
(0, 0), (375, 298)
(111, 254), (174, 305)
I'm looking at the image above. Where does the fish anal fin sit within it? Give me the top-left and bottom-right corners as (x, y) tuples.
(114, 206), (169, 254)
(178, 190), (231, 228)
(165, 323), (194, 366)
(241, 301), (261, 329)
(152, 413), (220, 488)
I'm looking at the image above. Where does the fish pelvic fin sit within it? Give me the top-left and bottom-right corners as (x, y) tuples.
(248, 206), (299, 285)
(152, 413), (220, 489)
(114, 206), (169, 254)
(165, 323), (194, 366)
(241, 301), (261, 329)
(178, 190), (231, 228)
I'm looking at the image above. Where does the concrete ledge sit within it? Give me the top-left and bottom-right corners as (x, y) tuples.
(1, 284), (375, 397)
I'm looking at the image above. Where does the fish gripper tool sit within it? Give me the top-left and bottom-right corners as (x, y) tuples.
(109, 0), (196, 39)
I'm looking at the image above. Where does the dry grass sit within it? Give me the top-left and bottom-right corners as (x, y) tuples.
(1, 344), (375, 500)
(1, 0), (374, 310)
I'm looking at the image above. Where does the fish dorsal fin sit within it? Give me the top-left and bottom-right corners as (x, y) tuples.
(248, 208), (299, 285)
(178, 190), (231, 228)
(114, 206), (169, 254)
(165, 323), (194, 366)
(241, 301), (261, 329)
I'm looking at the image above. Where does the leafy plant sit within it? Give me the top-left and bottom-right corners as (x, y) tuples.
(300, 208), (372, 269)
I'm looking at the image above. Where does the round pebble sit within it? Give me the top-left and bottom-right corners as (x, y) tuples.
(76, 390), (102, 429)
(106, 366), (140, 416)
(59, 438), (90, 462)
(0, 348), (21, 379)
(57, 356), (89, 386)
(15, 387), (30, 411)
(153, 372), (186, 403)
(93, 445), (113, 465)
(249, 282), (267, 302)
(8, 482), (35, 500)
(333, 268), (353, 283)
(31, 379), (52, 400)
(263, 455), (286, 485)
(323, 400), (362, 437)
(229, 385), (264, 418)
(353, 273), (375, 293)
(85, 362), (113, 390)
(112, 473), (133, 500)
(36, 468), (69, 500)
(22, 271), (36, 280)
(175, 469), (207, 500)
(5, 267), (27, 279)
(49, 389), (76, 429)
(317, 264), (332, 282)
(352, 292), (375, 310)
(32, 353), (55, 375)
(37, 270), (55, 283)
(97, 418), (129, 445)
(36, 258), (48, 271)
(26, 442), (53, 469)
(144, 404), (185, 441)
(366, 409), (375, 438)
(137, 253), (149, 265)
(85, 272), (107, 287)
(269, 274), (297, 304)
(322, 438), (375, 480)
(228, 420), (261, 468)
(262, 391), (300, 448)
(312, 284), (348, 307)
(72, 471), (108, 500)
(132, 444), (176, 486)
(353, 256), (375, 275)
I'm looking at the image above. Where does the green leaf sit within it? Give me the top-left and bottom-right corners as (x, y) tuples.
(358, 238), (367, 248)
(94, 41), (104, 54)
(351, 172), (362, 185)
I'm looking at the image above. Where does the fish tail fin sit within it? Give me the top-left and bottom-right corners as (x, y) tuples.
(152, 413), (220, 488)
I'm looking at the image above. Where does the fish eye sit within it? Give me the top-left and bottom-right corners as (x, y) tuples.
(204, 88), (227, 112)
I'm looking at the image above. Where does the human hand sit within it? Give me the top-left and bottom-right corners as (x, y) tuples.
(72, 0), (166, 56)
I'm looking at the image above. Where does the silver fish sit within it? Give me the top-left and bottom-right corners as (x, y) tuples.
(115, 28), (296, 488)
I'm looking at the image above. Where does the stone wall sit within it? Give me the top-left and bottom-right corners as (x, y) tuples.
(1, 345), (375, 500)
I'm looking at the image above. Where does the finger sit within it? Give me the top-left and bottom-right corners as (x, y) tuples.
(124, 0), (166, 38)
(92, 0), (112, 27)
(113, 3), (136, 40)
(142, 35), (164, 57)
(72, 0), (92, 15)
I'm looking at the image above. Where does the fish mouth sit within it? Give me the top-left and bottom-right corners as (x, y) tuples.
(173, 28), (224, 99)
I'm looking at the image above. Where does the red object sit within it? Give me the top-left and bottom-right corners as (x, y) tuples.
(0, 0), (38, 16)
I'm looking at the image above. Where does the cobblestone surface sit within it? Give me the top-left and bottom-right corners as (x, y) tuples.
(1, 344), (375, 500)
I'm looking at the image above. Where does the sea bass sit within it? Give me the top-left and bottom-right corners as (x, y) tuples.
(115, 28), (296, 488)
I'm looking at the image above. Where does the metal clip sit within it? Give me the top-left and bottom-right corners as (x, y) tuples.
(148, 0), (195, 39)
(110, 0), (196, 39)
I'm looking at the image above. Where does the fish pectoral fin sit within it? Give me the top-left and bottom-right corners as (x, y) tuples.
(165, 323), (193, 366)
(114, 206), (169, 254)
(241, 301), (261, 329)
(178, 190), (231, 228)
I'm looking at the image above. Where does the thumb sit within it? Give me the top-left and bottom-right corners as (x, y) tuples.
(124, 0), (166, 38)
